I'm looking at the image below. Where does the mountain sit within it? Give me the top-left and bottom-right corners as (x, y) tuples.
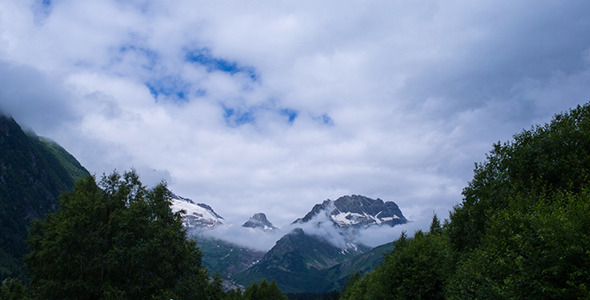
(233, 230), (395, 293)
(233, 228), (369, 293)
(170, 193), (225, 230)
(0, 114), (89, 280)
(293, 194), (407, 228)
(242, 213), (277, 231)
(233, 195), (408, 293)
(168, 194), (267, 282)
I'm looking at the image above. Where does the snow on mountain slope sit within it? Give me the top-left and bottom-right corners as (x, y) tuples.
(170, 194), (225, 229)
(293, 195), (407, 228)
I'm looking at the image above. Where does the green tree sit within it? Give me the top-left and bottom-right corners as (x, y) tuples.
(447, 104), (590, 253)
(429, 213), (443, 235)
(444, 103), (590, 298)
(339, 272), (368, 300)
(223, 288), (244, 300)
(341, 228), (452, 300)
(26, 170), (212, 299)
(0, 278), (31, 300)
(242, 279), (287, 300)
(341, 103), (590, 299)
(208, 273), (226, 300)
(447, 191), (590, 299)
(373, 231), (452, 299)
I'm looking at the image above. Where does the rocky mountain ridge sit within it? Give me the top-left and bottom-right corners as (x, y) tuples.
(170, 193), (225, 229)
(242, 213), (277, 231)
(228, 195), (407, 293)
(293, 194), (407, 228)
(170, 193), (408, 293)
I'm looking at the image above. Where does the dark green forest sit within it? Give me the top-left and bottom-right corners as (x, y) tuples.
(341, 103), (590, 299)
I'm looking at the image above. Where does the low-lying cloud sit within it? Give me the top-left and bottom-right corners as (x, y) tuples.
(195, 210), (435, 252)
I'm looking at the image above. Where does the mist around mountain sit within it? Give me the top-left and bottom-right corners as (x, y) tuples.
(196, 237), (265, 279)
(168, 192), (410, 293)
(229, 203), (404, 293)
(242, 213), (277, 231)
(233, 228), (371, 293)
(184, 193), (410, 254)
(194, 195), (408, 293)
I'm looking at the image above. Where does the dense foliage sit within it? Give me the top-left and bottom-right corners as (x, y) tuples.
(242, 279), (288, 300)
(341, 103), (590, 299)
(26, 171), (215, 299)
(448, 191), (590, 298)
(0, 278), (31, 300)
(340, 218), (452, 300)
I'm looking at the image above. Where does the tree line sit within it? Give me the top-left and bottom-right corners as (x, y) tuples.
(1, 170), (287, 299)
(341, 103), (590, 299)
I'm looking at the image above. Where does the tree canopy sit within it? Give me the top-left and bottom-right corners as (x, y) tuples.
(341, 103), (590, 299)
(26, 170), (212, 299)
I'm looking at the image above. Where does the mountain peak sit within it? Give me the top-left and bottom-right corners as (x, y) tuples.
(293, 194), (407, 228)
(242, 213), (277, 231)
(170, 194), (225, 229)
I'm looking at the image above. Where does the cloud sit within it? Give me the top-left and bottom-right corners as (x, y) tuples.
(197, 225), (285, 252)
(0, 60), (78, 132)
(198, 213), (420, 252)
(1, 0), (590, 233)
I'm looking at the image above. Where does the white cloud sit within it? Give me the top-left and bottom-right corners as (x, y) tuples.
(1, 0), (590, 236)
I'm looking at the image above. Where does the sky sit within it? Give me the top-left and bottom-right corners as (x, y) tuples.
(1, 0), (590, 243)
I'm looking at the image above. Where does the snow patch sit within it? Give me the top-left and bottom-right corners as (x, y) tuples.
(170, 194), (225, 229)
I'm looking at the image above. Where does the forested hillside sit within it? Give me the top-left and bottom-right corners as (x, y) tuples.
(341, 103), (590, 299)
(0, 114), (89, 280)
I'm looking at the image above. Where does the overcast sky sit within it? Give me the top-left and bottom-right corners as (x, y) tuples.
(1, 0), (590, 235)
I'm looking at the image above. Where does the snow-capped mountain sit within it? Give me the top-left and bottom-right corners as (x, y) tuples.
(235, 195), (408, 293)
(242, 213), (277, 231)
(293, 194), (407, 228)
(170, 194), (225, 229)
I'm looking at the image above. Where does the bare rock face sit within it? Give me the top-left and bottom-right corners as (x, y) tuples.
(234, 195), (408, 293)
(293, 195), (407, 228)
(242, 213), (277, 231)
